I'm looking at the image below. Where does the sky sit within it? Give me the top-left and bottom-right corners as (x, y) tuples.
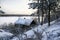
(0, 0), (35, 14)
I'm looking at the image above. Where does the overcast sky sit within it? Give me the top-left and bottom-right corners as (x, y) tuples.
(0, 0), (34, 14)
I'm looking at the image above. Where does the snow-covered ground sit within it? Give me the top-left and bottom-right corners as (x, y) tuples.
(20, 18), (60, 40)
(0, 29), (13, 40)
(0, 18), (60, 40)
(42, 19), (60, 40)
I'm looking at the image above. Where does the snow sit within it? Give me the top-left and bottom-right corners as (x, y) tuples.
(0, 29), (13, 37)
(23, 18), (57, 36)
(10, 18), (60, 40)
(20, 18), (60, 40)
(0, 17), (60, 40)
(0, 18), (59, 40)
(15, 17), (34, 26)
(42, 19), (60, 40)
(24, 30), (35, 38)
(11, 37), (19, 40)
(0, 17), (18, 25)
(0, 29), (13, 40)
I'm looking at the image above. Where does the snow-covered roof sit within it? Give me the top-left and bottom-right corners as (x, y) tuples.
(15, 17), (34, 26)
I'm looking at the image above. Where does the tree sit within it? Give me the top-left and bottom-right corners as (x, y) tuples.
(47, 0), (58, 26)
(29, 0), (58, 26)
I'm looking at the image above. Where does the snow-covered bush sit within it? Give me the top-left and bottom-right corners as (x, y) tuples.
(0, 29), (13, 40)
(42, 26), (60, 40)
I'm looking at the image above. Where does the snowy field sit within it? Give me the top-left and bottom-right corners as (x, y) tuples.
(0, 18), (60, 40)
(20, 18), (60, 40)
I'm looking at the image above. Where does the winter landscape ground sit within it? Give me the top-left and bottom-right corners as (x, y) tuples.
(0, 17), (60, 40)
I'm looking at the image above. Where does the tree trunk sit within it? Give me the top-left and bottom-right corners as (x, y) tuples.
(48, 5), (50, 26)
(37, 0), (40, 24)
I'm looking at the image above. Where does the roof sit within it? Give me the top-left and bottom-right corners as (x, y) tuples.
(15, 17), (34, 26)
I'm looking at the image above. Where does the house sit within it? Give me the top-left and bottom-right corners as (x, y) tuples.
(14, 17), (37, 30)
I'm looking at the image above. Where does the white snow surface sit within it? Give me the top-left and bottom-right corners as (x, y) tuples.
(21, 18), (60, 40)
(0, 29), (13, 37)
(11, 37), (19, 40)
(15, 17), (34, 26)
(42, 19), (60, 40)
(0, 18), (60, 40)
(1, 19), (60, 40)
(23, 19), (57, 38)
